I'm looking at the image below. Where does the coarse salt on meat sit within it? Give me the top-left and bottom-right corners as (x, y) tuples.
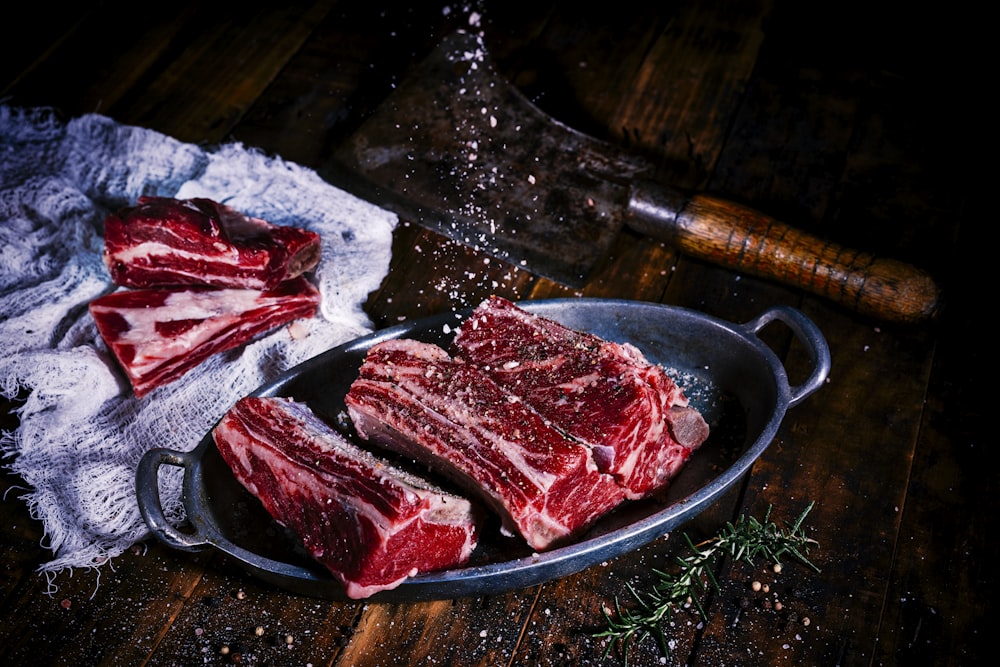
(345, 338), (626, 551)
(452, 296), (709, 499)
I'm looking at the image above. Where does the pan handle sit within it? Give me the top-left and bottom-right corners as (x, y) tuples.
(135, 447), (210, 552)
(744, 306), (831, 408)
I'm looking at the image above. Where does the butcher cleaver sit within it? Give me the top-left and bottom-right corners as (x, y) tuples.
(327, 30), (940, 323)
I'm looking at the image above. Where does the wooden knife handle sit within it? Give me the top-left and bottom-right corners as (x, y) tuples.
(626, 181), (941, 323)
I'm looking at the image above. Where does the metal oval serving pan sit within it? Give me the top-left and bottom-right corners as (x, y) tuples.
(137, 299), (830, 601)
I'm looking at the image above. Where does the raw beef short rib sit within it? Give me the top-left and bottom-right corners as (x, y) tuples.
(213, 396), (479, 599)
(345, 338), (626, 551)
(452, 296), (709, 499)
(89, 277), (319, 398)
(103, 196), (321, 290)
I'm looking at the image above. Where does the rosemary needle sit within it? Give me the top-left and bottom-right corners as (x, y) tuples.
(594, 502), (820, 664)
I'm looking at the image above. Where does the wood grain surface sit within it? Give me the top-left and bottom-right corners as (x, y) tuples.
(1, 1), (989, 665)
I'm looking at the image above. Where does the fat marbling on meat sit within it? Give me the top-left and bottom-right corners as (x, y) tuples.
(213, 396), (479, 599)
(345, 338), (627, 552)
(102, 196), (321, 290)
(451, 296), (709, 500)
(89, 277), (319, 398)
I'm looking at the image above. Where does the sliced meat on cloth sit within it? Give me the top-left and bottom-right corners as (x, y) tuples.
(102, 196), (322, 290)
(0, 105), (397, 578)
(89, 277), (321, 398)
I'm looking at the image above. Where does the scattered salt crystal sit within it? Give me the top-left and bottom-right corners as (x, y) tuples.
(287, 320), (309, 340)
(480, 629), (488, 638)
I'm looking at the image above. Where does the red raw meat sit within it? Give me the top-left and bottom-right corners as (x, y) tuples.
(102, 196), (321, 290)
(452, 296), (709, 499)
(345, 338), (626, 551)
(213, 396), (479, 599)
(89, 277), (319, 398)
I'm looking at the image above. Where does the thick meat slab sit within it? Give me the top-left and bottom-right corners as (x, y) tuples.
(89, 277), (319, 398)
(345, 339), (626, 551)
(103, 196), (321, 290)
(452, 296), (709, 499)
(213, 397), (478, 599)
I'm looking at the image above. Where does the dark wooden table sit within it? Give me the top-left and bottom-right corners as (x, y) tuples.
(2, 1), (990, 665)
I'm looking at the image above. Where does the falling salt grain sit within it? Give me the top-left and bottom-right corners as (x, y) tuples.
(527, 174), (536, 184)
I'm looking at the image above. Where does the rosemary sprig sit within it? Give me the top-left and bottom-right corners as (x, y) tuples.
(594, 502), (820, 664)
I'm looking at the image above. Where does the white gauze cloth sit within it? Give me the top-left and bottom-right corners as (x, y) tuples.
(0, 105), (397, 578)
